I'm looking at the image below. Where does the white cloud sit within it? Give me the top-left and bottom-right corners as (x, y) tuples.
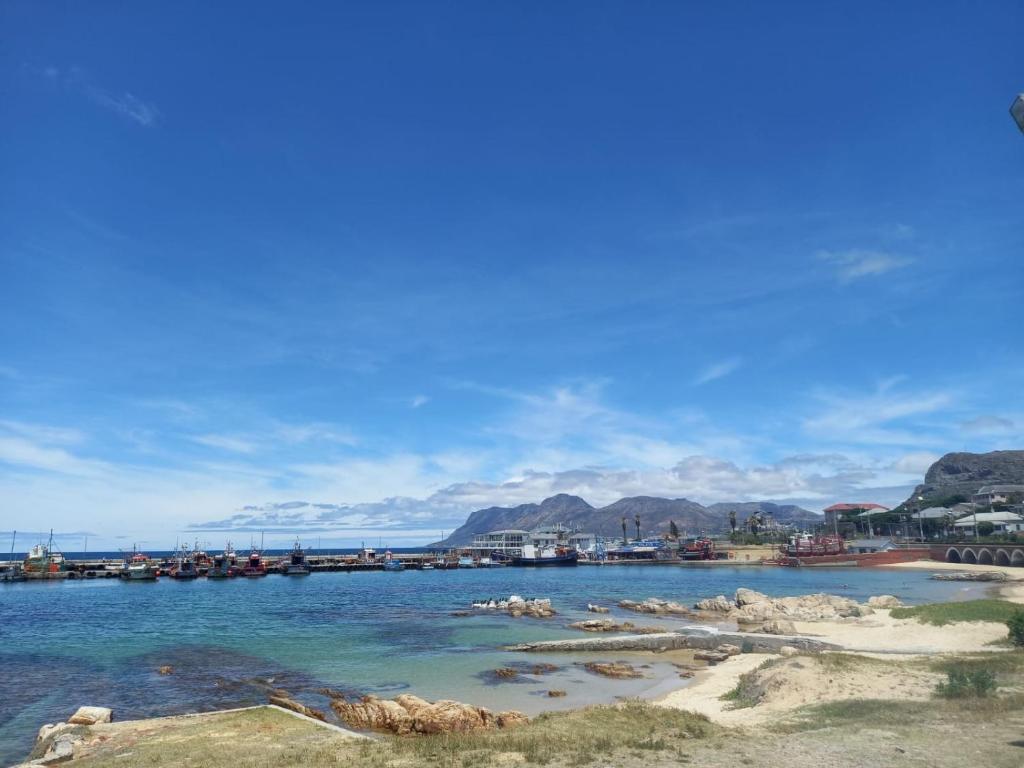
(817, 249), (912, 282)
(410, 395), (430, 408)
(694, 357), (742, 385)
(803, 384), (954, 446)
(190, 434), (259, 454)
(43, 66), (159, 127)
(960, 415), (1016, 435)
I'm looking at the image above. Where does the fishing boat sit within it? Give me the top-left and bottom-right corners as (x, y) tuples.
(242, 547), (267, 577)
(281, 539), (311, 575)
(420, 561), (435, 570)
(122, 548), (158, 580)
(23, 531), (69, 579)
(680, 537), (716, 561)
(508, 543), (578, 567)
(208, 544), (238, 579)
(170, 547), (199, 579)
(1, 531), (26, 582)
(457, 555), (476, 568)
(382, 550), (404, 571)
(192, 543), (212, 577)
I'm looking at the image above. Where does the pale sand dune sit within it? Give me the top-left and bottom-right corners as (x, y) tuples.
(791, 609), (1008, 653)
(657, 606), (1010, 725)
(656, 653), (773, 724)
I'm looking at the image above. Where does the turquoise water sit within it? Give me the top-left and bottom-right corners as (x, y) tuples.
(0, 565), (975, 764)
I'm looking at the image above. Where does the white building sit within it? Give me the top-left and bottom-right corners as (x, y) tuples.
(952, 511), (1024, 535)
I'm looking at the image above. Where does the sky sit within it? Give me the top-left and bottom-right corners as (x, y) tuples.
(1, 1), (1023, 551)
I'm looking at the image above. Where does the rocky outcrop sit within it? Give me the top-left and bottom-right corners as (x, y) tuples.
(618, 597), (692, 615)
(269, 692), (327, 722)
(67, 707), (112, 726)
(31, 722), (91, 765)
(583, 661), (644, 679)
(547, 689), (567, 697)
(587, 604), (610, 613)
(694, 589), (877, 625)
(157, 665), (173, 675)
(568, 619), (664, 633)
(867, 595), (902, 609)
(328, 693), (527, 735)
(760, 619), (797, 635)
(472, 596), (555, 618)
(931, 571), (1008, 582)
(906, 450), (1024, 506)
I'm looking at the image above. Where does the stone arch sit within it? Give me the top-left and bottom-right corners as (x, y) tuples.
(977, 548), (994, 565)
(995, 549), (1011, 567)
(945, 547), (962, 564)
(961, 548), (978, 564)
(1012, 549), (1024, 567)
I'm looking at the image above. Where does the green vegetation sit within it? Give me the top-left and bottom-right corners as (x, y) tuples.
(358, 702), (714, 767)
(889, 599), (1021, 626)
(1008, 610), (1024, 647)
(720, 658), (780, 709)
(976, 521), (995, 536)
(934, 666), (998, 699)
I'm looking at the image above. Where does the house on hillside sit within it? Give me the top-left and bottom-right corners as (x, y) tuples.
(971, 485), (1024, 506)
(952, 511), (1024, 535)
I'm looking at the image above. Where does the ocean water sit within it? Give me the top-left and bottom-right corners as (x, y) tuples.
(0, 565), (979, 764)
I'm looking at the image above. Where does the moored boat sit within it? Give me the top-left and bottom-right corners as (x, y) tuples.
(242, 547), (267, 577)
(382, 550), (404, 571)
(23, 532), (69, 579)
(123, 549), (158, 580)
(282, 539), (311, 575)
(170, 547), (199, 579)
(508, 544), (578, 566)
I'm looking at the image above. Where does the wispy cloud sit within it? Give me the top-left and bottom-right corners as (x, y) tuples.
(694, 358), (742, 385)
(817, 249), (912, 282)
(42, 66), (159, 127)
(960, 415), (1016, 435)
(190, 434), (259, 454)
(803, 382), (955, 446)
(410, 394), (430, 408)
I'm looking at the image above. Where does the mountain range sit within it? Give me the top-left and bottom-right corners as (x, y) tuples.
(431, 494), (817, 547)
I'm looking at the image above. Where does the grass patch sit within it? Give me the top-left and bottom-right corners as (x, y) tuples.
(934, 666), (998, 699)
(362, 701), (715, 767)
(720, 658), (782, 709)
(775, 699), (932, 734)
(889, 599), (1021, 626)
(929, 651), (1024, 675)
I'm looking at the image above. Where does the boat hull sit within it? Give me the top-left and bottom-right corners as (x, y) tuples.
(508, 552), (578, 567)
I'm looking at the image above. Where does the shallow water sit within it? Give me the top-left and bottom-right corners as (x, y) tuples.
(0, 564), (975, 764)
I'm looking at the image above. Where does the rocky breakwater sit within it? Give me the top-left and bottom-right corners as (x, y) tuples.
(26, 707), (112, 765)
(618, 597), (693, 616)
(568, 619), (665, 634)
(328, 693), (528, 735)
(693, 588), (894, 633)
(471, 595), (556, 618)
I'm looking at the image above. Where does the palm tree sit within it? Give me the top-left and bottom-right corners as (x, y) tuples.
(728, 510), (737, 533)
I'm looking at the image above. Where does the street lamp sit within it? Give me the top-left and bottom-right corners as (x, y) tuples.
(1012, 94), (1024, 134)
(916, 496), (925, 542)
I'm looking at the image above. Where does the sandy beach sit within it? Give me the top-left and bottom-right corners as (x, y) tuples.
(886, 559), (1024, 581)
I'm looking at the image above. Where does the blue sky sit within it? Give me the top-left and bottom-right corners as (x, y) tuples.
(1, 1), (1022, 550)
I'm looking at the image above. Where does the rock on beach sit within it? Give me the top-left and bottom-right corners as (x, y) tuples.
(329, 693), (528, 735)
